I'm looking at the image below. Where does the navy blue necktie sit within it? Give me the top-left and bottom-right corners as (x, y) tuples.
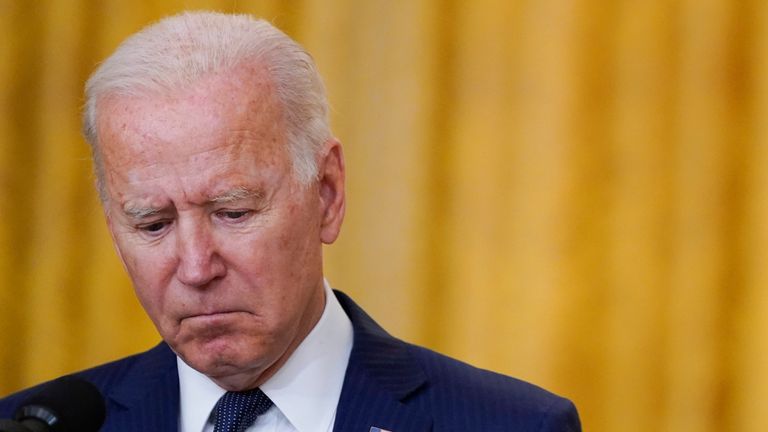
(213, 388), (273, 432)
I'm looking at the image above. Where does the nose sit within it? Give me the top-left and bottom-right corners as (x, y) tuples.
(175, 218), (226, 288)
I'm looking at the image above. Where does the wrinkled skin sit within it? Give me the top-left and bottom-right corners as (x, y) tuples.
(96, 64), (345, 391)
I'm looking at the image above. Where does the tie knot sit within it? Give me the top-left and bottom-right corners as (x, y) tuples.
(213, 388), (273, 432)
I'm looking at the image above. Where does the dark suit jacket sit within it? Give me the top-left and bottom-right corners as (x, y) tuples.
(0, 291), (581, 431)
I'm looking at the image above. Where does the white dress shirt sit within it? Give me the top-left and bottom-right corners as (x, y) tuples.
(178, 281), (354, 432)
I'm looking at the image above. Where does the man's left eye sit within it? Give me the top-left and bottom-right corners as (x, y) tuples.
(217, 210), (249, 220)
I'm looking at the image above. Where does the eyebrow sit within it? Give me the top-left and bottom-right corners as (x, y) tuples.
(208, 187), (263, 204)
(120, 187), (262, 218)
(122, 205), (162, 219)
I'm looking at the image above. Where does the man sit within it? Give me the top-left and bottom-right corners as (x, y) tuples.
(0, 12), (581, 432)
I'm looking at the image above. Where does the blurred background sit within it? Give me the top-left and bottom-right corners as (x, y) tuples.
(1, 0), (766, 430)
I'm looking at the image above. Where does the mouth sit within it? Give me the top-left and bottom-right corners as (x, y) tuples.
(181, 310), (246, 322)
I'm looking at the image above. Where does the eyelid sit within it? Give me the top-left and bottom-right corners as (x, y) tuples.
(214, 208), (251, 221)
(217, 209), (249, 215)
(136, 219), (173, 236)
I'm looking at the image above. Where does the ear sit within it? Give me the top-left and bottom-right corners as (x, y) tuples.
(317, 138), (346, 244)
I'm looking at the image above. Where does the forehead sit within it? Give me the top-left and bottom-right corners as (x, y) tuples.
(98, 64), (284, 163)
(95, 66), (291, 202)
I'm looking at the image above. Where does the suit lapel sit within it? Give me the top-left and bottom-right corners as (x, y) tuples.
(333, 291), (432, 432)
(102, 343), (180, 432)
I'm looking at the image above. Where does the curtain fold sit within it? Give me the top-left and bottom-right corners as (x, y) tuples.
(0, 1), (763, 430)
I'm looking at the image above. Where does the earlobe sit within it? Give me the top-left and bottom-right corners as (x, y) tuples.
(318, 138), (346, 244)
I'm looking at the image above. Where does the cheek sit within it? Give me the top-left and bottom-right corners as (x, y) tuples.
(127, 263), (163, 311)
(237, 223), (316, 280)
(119, 245), (175, 317)
(222, 223), (318, 301)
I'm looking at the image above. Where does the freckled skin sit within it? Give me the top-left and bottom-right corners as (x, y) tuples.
(97, 64), (346, 391)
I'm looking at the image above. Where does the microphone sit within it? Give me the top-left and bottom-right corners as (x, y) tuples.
(0, 376), (106, 432)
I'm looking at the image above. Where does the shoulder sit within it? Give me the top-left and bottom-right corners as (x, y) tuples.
(0, 343), (173, 419)
(336, 290), (581, 431)
(336, 290), (580, 431)
(406, 343), (580, 431)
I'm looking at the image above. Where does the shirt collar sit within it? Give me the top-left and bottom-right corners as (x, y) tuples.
(177, 280), (354, 432)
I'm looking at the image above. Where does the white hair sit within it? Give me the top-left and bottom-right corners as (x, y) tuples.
(83, 11), (331, 200)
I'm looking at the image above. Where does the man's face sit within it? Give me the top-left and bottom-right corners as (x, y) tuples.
(96, 65), (344, 390)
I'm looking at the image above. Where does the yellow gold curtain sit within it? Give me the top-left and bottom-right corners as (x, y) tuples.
(1, 1), (765, 430)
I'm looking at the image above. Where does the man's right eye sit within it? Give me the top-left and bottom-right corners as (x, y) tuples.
(138, 221), (169, 234)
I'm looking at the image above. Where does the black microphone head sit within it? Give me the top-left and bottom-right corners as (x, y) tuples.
(13, 376), (105, 432)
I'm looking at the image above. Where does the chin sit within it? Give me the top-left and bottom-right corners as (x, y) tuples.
(179, 338), (270, 377)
